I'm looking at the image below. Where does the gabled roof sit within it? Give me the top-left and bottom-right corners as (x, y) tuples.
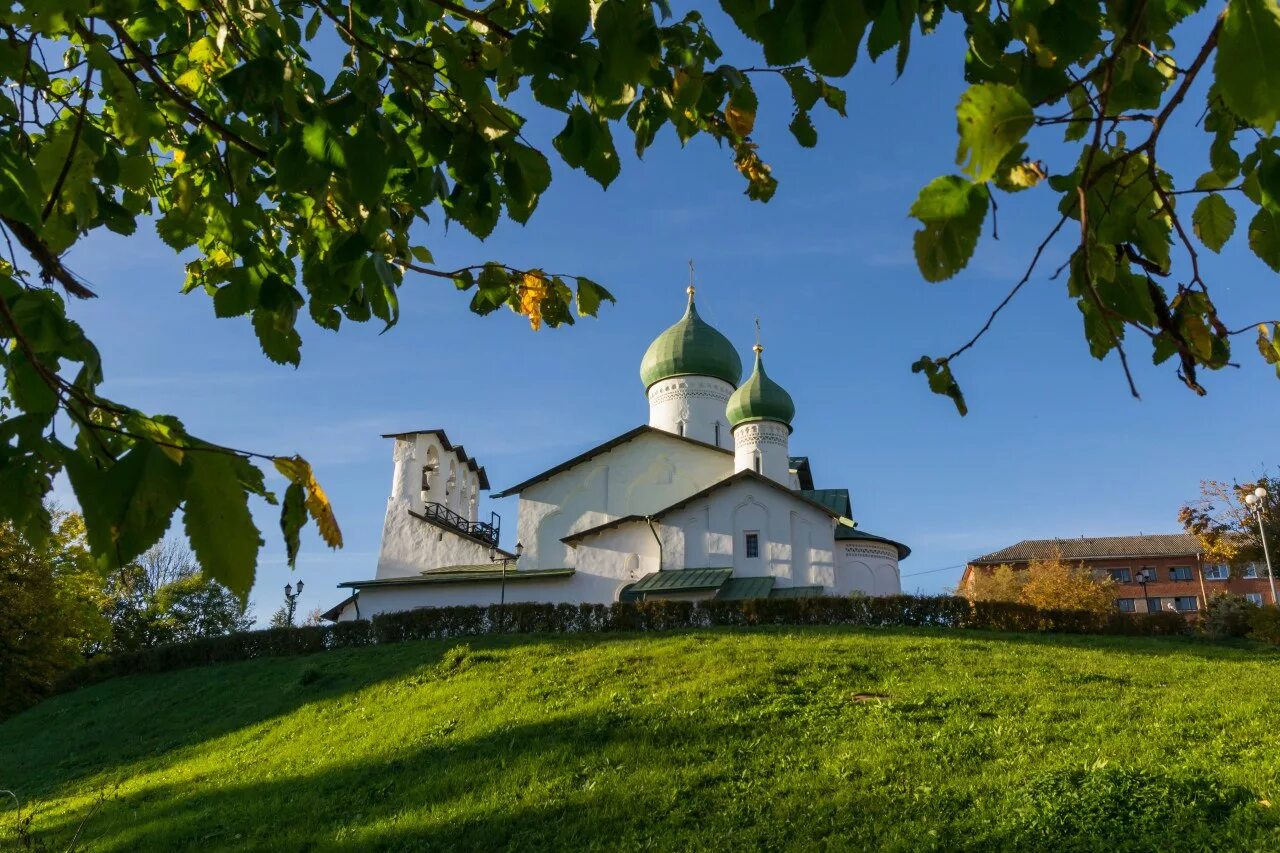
(320, 595), (357, 622)
(796, 488), (851, 518)
(970, 533), (1200, 564)
(491, 425), (731, 498)
(835, 524), (912, 559)
(788, 457), (814, 490)
(562, 469), (843, 545)
(381, 428), (489, 489)
(338, 567), (575, 589)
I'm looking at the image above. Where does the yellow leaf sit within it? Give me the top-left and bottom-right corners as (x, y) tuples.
(517, 271), (548, 331)
(273, 455), (344, 549)
(725, 103), (755, 136)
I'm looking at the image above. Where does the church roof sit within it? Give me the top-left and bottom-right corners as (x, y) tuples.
(769, 585), (824, 599)
(714, 576), (776, 600)
(337, 567), (575, 588)
(727, 350), (795, 429)
(491, 425), (731, 498)
(639, 294), (743, 390)
(796, 488), (852, 518)
(561, 469), (843, 544)
(628, 567), (733, 594)
(834, 524), (912, 559)
(788, 457), (814, 489)
(380, 428), (490, 489)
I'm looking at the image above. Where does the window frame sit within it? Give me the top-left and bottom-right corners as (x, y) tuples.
(1116, 598), (1137, 613)
(1105, 567), (1133, 583)
(744, 531), (760, 559)
(1245, 592), (1265, 606)
(1173, 596), (1199, 612)
(1169, 565), (1194, 582)
(1203, 564), (1230, 580)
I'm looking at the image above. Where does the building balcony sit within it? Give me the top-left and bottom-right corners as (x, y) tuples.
(418, 501), (500, 547)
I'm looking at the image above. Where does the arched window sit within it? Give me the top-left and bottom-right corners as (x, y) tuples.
(421, 447), (439, 495)
(714, 421), (721, 446)
(753, 451), (761, 473)
(677, 420), (686, 437)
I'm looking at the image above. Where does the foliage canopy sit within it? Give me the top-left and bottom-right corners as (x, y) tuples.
(3, 0), (1280, 595)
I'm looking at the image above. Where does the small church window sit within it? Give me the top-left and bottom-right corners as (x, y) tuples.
(752, 452), (761, 474)
(745, 531), (760, 558)
(677, 420), (685, 437)
(714, 421), (721, 446)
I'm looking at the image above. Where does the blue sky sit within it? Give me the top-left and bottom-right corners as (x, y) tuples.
(53, 7), (1279, 621)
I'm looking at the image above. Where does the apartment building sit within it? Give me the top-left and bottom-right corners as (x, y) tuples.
(963, 533), (1277, 614)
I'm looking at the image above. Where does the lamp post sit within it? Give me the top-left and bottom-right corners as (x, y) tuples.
(283, 579), (304, 625)
(1244, 487), (1278, 605)
(1135, 567), (1154, 614)
(489, 541), (523, 630)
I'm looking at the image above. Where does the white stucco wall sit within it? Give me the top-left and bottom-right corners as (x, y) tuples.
(834, 540), (902, 596)
(570, 476), (836, 591)
(375, 511), (496, 579)
(515, 430), (733, 571)
(339, 577), (584, 620)
(646, 376), (735, 447)
(732, 420), (791, 484)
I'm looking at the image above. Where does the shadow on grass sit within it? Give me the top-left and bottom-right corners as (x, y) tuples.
(13, 708), (1274, 853)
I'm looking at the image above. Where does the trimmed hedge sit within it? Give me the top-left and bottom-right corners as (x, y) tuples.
(49, 595), (1194, 701)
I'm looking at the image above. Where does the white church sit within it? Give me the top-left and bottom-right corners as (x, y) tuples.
(323, 285), (909, 621)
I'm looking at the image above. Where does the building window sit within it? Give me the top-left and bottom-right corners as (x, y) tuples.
(1203, 564), (1230, 580)
(1243, 564), (1261, 579)
(753, 452), (761, 474)
(1246, 592), (1265, 605)
(1107, 567), (1132, 583)
(744, 531), (760, 559)
(1174, 596), (1199, 612)
(714, 421), (721, 447)
(1116, 598), (1137, 612)
(677, 420), (685, 437)
(1169, 566), (1193, 582)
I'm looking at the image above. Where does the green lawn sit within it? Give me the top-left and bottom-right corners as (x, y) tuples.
(2, 627), (1280, 851)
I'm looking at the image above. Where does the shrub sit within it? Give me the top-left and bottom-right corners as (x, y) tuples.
(1248, 605), (1280, 645)
(33, 594), (1201, 715)
(1201, 593), (1259, 640)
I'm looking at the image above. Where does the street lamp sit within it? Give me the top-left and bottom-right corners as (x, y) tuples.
(489, 541), (523, 630)
(283, 579), (304, 625)
(1244, 487), (1278, 605)
(1135, 567), (1155, 613)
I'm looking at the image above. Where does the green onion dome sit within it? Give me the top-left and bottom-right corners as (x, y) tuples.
(727, 347), (795, 429)
(640, 290), (743, 390)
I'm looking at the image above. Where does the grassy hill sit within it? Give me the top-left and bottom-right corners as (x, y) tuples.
(3, 627), (1280, 851)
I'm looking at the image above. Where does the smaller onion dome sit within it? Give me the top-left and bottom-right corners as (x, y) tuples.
(727, 345), (795, 429)
(640, 288), (743, 390)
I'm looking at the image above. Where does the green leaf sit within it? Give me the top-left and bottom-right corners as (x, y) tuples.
(64, 439), (187, 571)
(789, 111), (818, 147)
(252, 307), (302, 366)
(302, 118), (346, 169)
(1192, 193), (1236, 252)
(0, 137), (45, 227)
(576, 277), (615, 316)
(1215, 0), (1280, 133)
(955, 83), (1034, 183)
(280, 481), (307, 568)
(503, 144), (553, 223)
(183, 451), (263, 600)
(1248, 207), (1280, 271)
(806, 0), (869, 76)
(909, 176), (989, 282)
(911, 356), (967, 416)
(553, 106), (621, 188)
(343, 120), (390, 206)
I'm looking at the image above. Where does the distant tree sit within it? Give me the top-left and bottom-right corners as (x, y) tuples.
(0, 509), (109, 716)
(1179, 473), (1280, 570)
(1020, 557), (1117, 615)
(960, 564), (1027, 603)
(301, 608), (325, 627)
(97, 539), (253, 654)
(960, 551), (1116, 615)
(268, 607), (293, 630)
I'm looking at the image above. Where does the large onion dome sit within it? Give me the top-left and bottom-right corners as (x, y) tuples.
(726, 347), (795, 429)
(640, 290), (743, 390)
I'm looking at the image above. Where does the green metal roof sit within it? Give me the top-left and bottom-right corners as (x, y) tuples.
(788, 456), (814, 489)
(628, 567), (733, 593)
(834, 525), (913, 559)
(796, 488), (851, 518)
(338, 568), (575, 588)
(727, 349), (795, 428)
(714, 576), (776, 600)
(639, 295), (742, 390)
(769, 585), (824, 599)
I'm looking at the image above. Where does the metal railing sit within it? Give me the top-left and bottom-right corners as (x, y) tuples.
(419, 501), (500, 546)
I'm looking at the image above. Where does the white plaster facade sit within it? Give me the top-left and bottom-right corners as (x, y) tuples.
(733, 419), (791, 484)
(647, 375), (734, 448)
